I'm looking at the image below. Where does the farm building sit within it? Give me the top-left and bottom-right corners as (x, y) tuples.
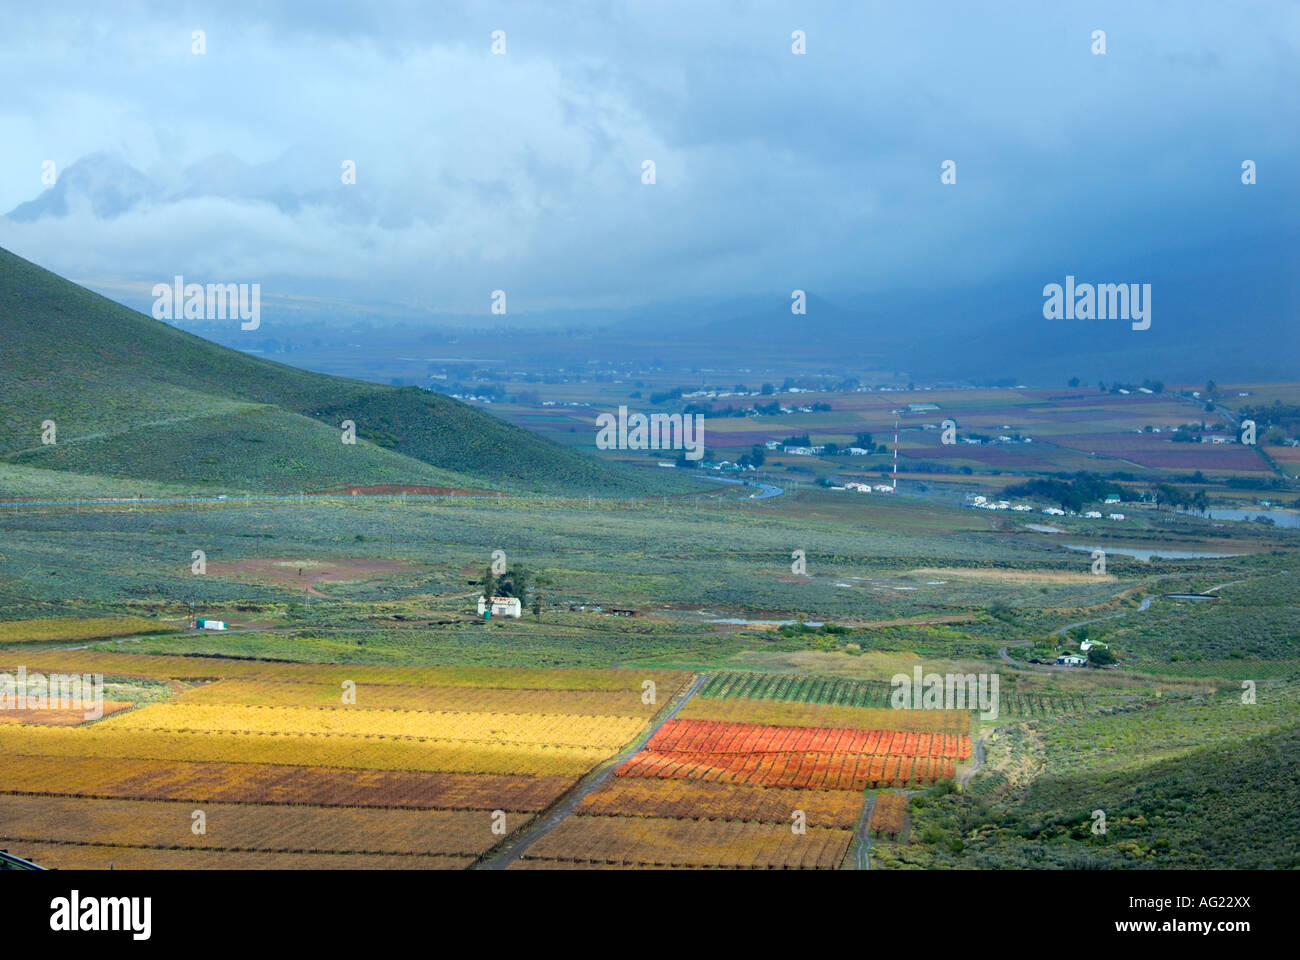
(1108, 513), (1126, 521)
(192, 618), (228, 631)
(1104, 495), (1122, 504)
(906, 402), (940, 413)
(477, 595), (522, 619)
(1056, 654), (1087, 666)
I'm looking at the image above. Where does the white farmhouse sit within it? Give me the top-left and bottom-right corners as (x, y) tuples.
(477, 595), (522, 618)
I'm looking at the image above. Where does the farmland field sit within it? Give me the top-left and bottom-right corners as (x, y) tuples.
(576, 778), (864, 828)
(0, 443), (1296, 872)
(0, 616), (181, 644)
(521, 815), (852, 869)
(0, 656), (683, 868)
(514, 679), (983, 868)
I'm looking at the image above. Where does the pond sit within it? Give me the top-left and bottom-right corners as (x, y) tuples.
(1179, 508), (1300, 529)
(1062, 544), (1242, 561)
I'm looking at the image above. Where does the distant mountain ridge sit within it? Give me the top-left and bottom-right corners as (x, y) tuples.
(5, 150), (372, 223)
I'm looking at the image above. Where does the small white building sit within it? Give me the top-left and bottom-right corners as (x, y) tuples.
(1108, 513), (1126, 521)
(477, 595), (522, 618)
(1056, 654), (1087, 666)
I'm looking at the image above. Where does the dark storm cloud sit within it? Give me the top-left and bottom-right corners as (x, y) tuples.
(0, 0), (1294, 318)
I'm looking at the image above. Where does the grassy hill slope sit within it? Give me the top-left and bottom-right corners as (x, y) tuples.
(0, 247), (699, 496)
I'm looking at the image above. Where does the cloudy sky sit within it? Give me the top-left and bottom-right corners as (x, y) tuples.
(1, 0), (1296, 319)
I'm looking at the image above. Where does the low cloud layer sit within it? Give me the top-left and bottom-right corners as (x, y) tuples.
(1, 1), (1296, 319)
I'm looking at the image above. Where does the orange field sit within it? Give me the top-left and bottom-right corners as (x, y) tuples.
(618, 747), (957, 790)
(576, 777), (863, 828)
(0, 701), (134, 726)
(646, 718), (971, 761)
(520, 692), (975, 867)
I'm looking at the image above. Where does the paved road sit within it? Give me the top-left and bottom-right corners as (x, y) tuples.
(474, 673), (708, 870)
(848, 795), (876, 870)
(693, 474), (785, 499)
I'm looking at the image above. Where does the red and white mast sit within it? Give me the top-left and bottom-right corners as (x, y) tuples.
(892, 418), (899, 492)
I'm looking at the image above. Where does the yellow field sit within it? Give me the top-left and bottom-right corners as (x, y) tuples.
(0, 617), (181, 644)
(0, 654), (691, 870)
(177, 678), (662, 717)
(102, 702), (646, 748)
(0, 754), (572, 810)
(0, 725), (609, 776)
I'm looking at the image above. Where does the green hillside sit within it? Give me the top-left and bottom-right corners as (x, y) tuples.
(0, 247), (700, 497)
